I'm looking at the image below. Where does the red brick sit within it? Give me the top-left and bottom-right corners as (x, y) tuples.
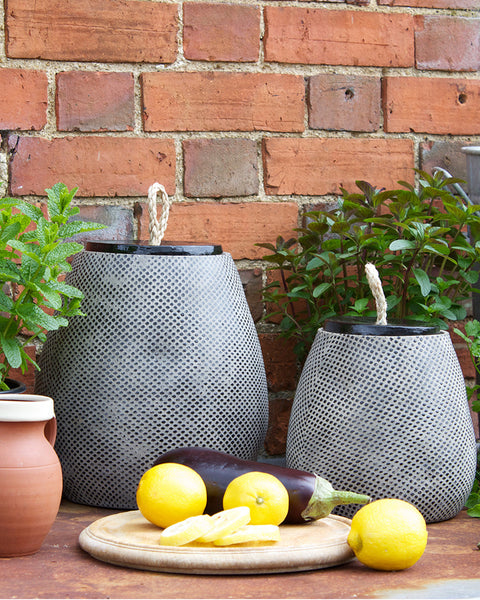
(263, 138), (414, 196)
(10, 137), (175, 197)
(0, 69), (47, 130)
(264, 7), (414, 67)
(415, 16), (480, 72)
(183, 3), (260, 62)
(260, 333), (298, 393)
(453, 343), (476, 379)
(5, 0), (178, 63)
(379, 0), (477, 7)
(134, 201), (299, 260)
(472, 410), (479, 439)
(142, 72), (305, 132)
(448, 321), (475, 379)
(383, 77), (480, 135)
(239, 268), (263, 323)
(183, 138), (258, 198)
(308, 74), (381, 132)
(56, 72), (135, 132)
(264, 396), (294, 456)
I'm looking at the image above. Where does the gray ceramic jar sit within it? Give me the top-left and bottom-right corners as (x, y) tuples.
(286, 317), (477, 523)
(35, 241), (268, 509)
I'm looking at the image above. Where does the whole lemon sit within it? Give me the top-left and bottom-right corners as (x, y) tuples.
(347, 498), (428, 571)
(223, 471), (289, 526)
(136, 463), (207, 529)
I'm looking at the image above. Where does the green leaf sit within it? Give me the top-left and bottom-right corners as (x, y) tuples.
(0, 259), (21, 281)
(17, 303), (68, 331)
(438, 308), (458, 320)
(462, 270), (479, 285)
(8, 239), (41, 260)
(46, 183), (77, 221)
(385, 295), (401, 311)
(389, 240), (416, 251)
(43, 242), (84, 266)
(447, 305), (467, 321)
(331, 221), (351, 235)
(466, 504), (480, 518)
(32, 216), (51, 247)
(465, 320), (480, 338)
(289, 284), (308, 295)
(21, 253), (42, 282)
(353, 297), (370, 312)
(313, 282), (332, 298)
(0, 290), (13, 312)
(413, 268), (431, 297)
(48, 280), (84, 299)
(32, 283), (63, 310)
(58, 220), (106, 238)
(466, 492), (480, 509)
(306, 256), (325, 271)
(0, 222), (22, 243)
(15, 200), (43, 222)
(0, 334), (22, 369)
(424, 243), (450, 256)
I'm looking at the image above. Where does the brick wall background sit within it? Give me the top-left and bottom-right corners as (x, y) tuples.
(1, 0), (479, 449)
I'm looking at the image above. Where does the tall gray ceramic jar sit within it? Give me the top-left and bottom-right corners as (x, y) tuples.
(35, 241), (268, 509)
(286, 317), (477, 523)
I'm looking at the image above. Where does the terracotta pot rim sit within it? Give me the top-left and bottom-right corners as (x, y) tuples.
(0, 394), (54, 422)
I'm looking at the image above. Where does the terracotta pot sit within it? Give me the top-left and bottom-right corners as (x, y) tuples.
(0, 394), (63, 557)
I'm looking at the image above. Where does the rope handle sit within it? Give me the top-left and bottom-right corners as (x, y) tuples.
(147, 182), (172, 245)
(365, 263), (387, 325)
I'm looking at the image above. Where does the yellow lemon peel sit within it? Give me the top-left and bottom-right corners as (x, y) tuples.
(136, 463), (207, 529)
(347, 498), (428, 571)
(222, 471), (289, 526)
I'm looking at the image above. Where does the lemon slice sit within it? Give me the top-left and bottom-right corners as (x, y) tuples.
(197, 506), (251, 543)
(159, 514), (213, 546)
(213, 524), (280, 546)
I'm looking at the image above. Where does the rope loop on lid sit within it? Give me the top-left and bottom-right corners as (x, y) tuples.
(147, 182), (172, 245)
(365, 263), (387, 326)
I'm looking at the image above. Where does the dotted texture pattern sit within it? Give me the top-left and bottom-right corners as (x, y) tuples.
(286, 329), (477, 523)
(35, 251), (268, 509)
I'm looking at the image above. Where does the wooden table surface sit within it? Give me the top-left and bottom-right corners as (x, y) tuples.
(1, 500), (479, 599)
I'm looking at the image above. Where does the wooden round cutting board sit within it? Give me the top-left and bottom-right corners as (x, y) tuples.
(79, 510), (354, 575)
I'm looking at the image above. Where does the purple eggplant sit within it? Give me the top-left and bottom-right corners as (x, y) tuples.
(154, 447), (371, 524)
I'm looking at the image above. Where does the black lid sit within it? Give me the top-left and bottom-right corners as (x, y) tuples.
(85, 241), (223, 256)
(324, 316), (439, 336)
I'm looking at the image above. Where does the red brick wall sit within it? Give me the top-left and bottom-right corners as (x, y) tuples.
(1, 0), (479, 447)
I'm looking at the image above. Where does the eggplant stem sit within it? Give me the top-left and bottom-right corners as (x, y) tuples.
(300, 475), (371, 521)
(331, 491), (372, 506)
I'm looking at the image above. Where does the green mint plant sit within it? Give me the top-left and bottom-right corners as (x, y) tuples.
(465, 451), (480, 519)
(453, 319), (480, 518)
(0, 183), (105, 390)
(258, 169), (480, 361)
(454, 319), (480, 413)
